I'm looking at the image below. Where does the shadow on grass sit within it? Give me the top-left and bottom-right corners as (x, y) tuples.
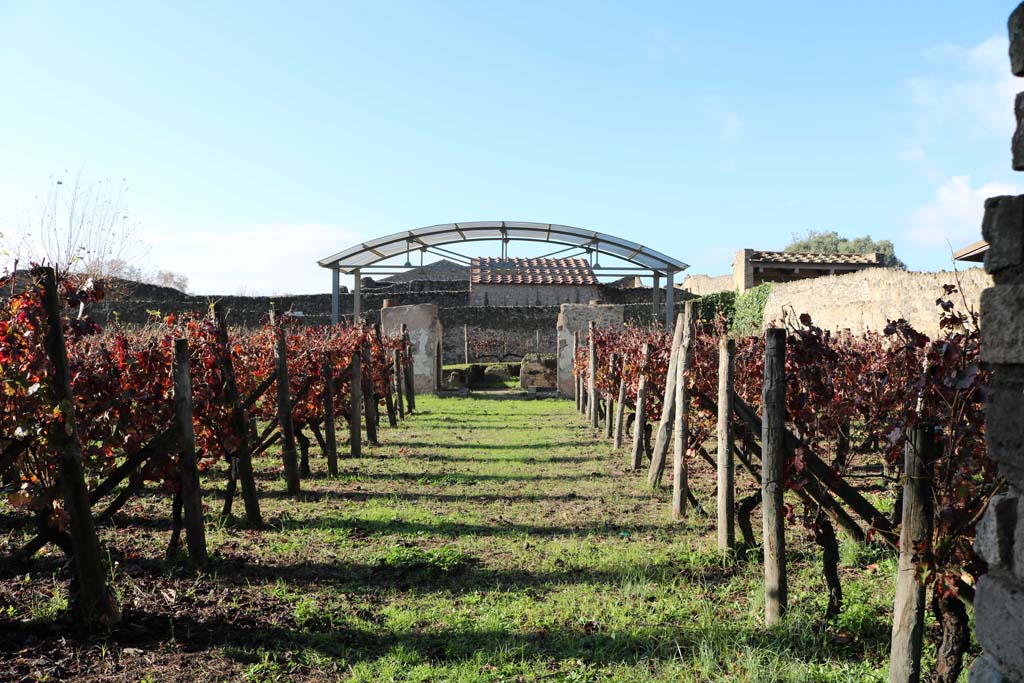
(385, 440), (598, 453)
(0, 598), (891, 673)
(102, 510), (659, 539)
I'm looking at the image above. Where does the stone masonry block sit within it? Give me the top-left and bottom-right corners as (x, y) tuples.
(971, 654), (1011, 683)
(1016, 94), (1024, 171)
(974, 574), (1024, 679)
(381, 304), (443, 394)
(982, 286), (1024, 364)
(555, 303), (625, 395)
(986, 374), (1024, 491)
(975, 493), (1018, 573)
(1011, 3), (1024, 77)
(519, 356), (557, 389)
(982, 195), (1024, 278)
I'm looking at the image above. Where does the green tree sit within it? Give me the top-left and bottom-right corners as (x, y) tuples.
(784, 230), (905, 268)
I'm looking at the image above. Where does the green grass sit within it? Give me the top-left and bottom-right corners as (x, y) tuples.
(2, 393), (968, 681)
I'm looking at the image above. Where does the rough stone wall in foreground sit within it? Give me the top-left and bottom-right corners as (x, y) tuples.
(761, 267), (991, 337)
(969, 7), (1024, 680)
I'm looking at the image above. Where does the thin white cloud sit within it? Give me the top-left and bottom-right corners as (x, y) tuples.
(645, 28), (687, 62)
(906, 35), (1019, 150)
(700, 95), (744, 145)
(140, 221), (371, 295)
(906, 175), (1024, 248)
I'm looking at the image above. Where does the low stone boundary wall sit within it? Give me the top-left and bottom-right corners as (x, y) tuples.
(761, 267), (991, 337)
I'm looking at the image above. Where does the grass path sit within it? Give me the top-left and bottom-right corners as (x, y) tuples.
(3, 393), (903, 682)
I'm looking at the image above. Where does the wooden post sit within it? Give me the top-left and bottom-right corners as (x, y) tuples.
(647, 312), (686, 487)
(274, 324), (301, 494)
(630, 343), (651, 470)
(717, 337), (736, 551)
(350, 349), (362, 457)
(578, 373), (585, 414)
(603, 353), (615, 439)
(393, 348), (405, 420)
(672, 302), (694, 520)
(173, 339), (208, 564)
(762, 327), (787, 625)
(464, 323), (470, 364)
(362, 341), (379, 445)
(322, 354), (339, 476)
(573, 331), (581, 411)
(402, 327), (416, 412)
(535, 329), (540, 353)
(613, 370), (627, 449)
(376, 322), (398, 427)
(888, 425), (936, 683)
(588, 321), (598, 428)
(36, 267), (120, 627)
(835, 420), (850, 470)
(213, 303), (262, 527)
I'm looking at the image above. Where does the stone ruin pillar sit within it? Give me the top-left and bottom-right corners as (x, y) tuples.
(555, 303), (625, 396)
(381, 303), (443, 394)
(970, 6), (1024, 680)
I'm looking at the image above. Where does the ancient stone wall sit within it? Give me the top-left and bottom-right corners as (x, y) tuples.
(63, 273), (689, 377)
(554, 303), (625, 395)
(681, 273), (732, 296)
(969, 11), (1024, 673)
(468, 283), (600, 307)
(761, 267), (991, 337)
(381, 304), (443, 394)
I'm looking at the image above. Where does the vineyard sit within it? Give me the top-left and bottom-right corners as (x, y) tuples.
(1, 268), (414, 627)
(0, 267), (998, 681)
(573, 285), (994, 682)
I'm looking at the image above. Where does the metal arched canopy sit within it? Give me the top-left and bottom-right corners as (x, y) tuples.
(317, 221), (689, 275)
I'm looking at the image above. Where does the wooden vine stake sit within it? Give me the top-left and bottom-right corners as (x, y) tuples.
(375, 321), (398, 427)
(588, 321), (599, 428)
(888, 424), (936, 683)
(350, 347), (362, 457)
(393, 348), (405, 420)
(717, 337), (735, 551)
(613, 360), (627, 449)
(362, 340), (379, 446)
(402, 325), (416, 412)
(762, 327), (787, 625)
(630, 343), (651, 470)
(172, 339), (208, 565)
(672, 302), (694, 520)
(647, 312), (686, 487)
(603, 353), (616, 439)
(573, 331), (581, 412)
(322, 353), (339, 476)
(36, 266), (120, 626)
(273, 316), (301, 494)
(213, 303), (262, 527)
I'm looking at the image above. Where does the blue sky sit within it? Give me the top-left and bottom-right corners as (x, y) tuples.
(1, 1), (1022, 294)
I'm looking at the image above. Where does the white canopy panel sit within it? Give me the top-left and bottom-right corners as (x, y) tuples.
(318, 221), (688, 274)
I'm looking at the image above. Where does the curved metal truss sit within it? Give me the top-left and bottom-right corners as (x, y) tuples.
(319, 220), (687, 327)
(318, 221), (688, 274)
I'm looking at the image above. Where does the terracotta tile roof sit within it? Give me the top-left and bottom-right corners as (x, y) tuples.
(470, 257), (598, 285)
(748, 251), (882, 266)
